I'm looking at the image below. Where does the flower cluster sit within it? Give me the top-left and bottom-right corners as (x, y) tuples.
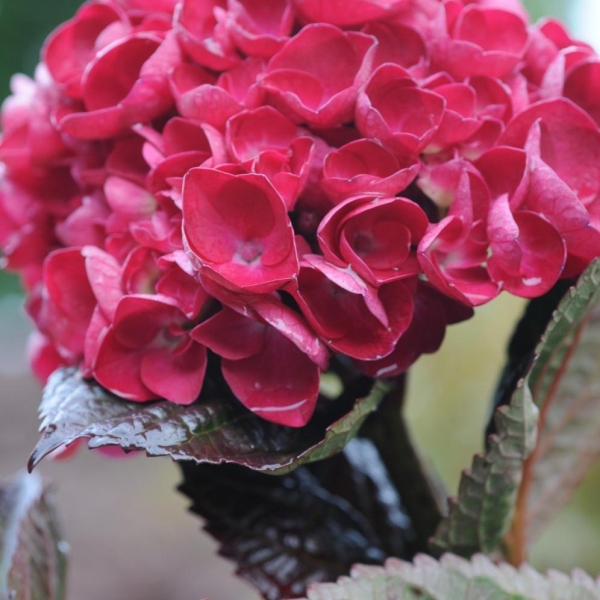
(2, 0), (600, 427)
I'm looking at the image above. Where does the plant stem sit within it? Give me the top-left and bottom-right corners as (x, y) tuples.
(361, 377), (446, 554)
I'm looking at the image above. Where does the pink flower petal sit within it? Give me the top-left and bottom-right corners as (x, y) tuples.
(222, 326), (319, 427)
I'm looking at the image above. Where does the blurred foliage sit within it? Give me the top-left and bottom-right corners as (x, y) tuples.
(0, 0), (83, 98)
(525, 0), (565, 21)
(0, 271), (22, 295)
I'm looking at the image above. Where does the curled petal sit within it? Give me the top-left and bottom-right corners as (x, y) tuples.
(43, 1), (128, 99)
(356, 64), (445, 153)
(318, 195), (427, 285)
(292, 261), (413, 360)
(140, 342), (206, 405)
(260, 24), (377, 127)
(37, 248), (96, 362)
(500, 99), (600, 207)
(439, 6), (529, 79)
(419, 216), (499, 306)
(192, 307), (265, 360)
(321, 139), (419, 203)
(174, 0), (240, 70)
(94, 295), (205, 404)
(83, 246), (122, 321)
(60, 33), (181, 139)
(487, 202), (566, 297)
(355, 283), (473, 377)
(227, 0), (295, 58)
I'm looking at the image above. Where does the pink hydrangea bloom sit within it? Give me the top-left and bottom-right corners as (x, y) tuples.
(3, 0), (600, 428)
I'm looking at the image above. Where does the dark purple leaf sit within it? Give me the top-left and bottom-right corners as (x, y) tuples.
(179, 461), (389, 600)
(30, 368), (385, 473)
(310, 438), (415, 558)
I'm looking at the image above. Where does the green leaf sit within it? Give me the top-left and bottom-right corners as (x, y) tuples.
(30, 368), (389, 474)
(436, 258), (600, 559)
(430, 381), (539, 557)
(515, 258), (600, 542)
(0, 471), (67, 600)
(179, 461), (391, 600)
(301, 553), (600, 600)
(0, 272), (22, 297)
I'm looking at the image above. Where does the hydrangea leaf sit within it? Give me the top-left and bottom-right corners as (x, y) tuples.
(308, 437), (415, 559)
(430, 381), (539, 557)
(179, 455), (411, 600)
(29, 368), (388, 473)
(0, 471), (67, 600)
(300, 553), (600, 600)
(510, 257), (600, 544)
(434, 258), (600, 560)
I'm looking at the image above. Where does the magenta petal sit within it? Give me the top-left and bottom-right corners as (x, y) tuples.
(228, 0), (294, 58)
(27, 332), (65, 384)
(261, 24), (377, 127)
(321, 139), (419, 203)
(488, 209), (566, 298)
(303, 254), (388, 327)
(226, 105), (297, 161)
(112, 295), (181, 349)
(419, 217), (499, 307)
(39, 248), (96, 362)
(293, 263), (414, 360)
(183, 168), (298, 292)
(356, 64), (446, 154)
(355, 283), (467, 378)
(93, 328), (154, 401)
(564, 59), (600, 126)
(318, 195), (427, 285)
(244, 293), (330, 370)
(83, 246), (123, 321)
(43, 1), (125, 99)
(175, 0), (240, 71)
(293, 0), (405, 27)
(156, 264), (209, 319)
(177, 84), (241, 128)
(141, 342), (207, 404)
(83, 305), (109, 375)
(500, 99), (600, 206)
(59, 105), (125, 140)
(191, 307), (265, 359)
(222, 327), (320, 427)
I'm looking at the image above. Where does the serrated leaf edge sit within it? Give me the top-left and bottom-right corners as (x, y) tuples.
(301, 553), (600, 600)
(430, 381), (539, 557)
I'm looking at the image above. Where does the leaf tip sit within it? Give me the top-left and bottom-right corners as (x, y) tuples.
(27, 444), (47, 472)
(28, 435), (63, 472)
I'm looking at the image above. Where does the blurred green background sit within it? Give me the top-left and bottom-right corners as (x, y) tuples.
(0, 0), (598, 597)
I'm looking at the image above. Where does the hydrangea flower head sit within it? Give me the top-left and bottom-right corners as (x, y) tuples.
(3, 0), (600, 427)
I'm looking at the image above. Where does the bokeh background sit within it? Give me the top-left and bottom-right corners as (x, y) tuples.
(0, 1), (599, 598)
